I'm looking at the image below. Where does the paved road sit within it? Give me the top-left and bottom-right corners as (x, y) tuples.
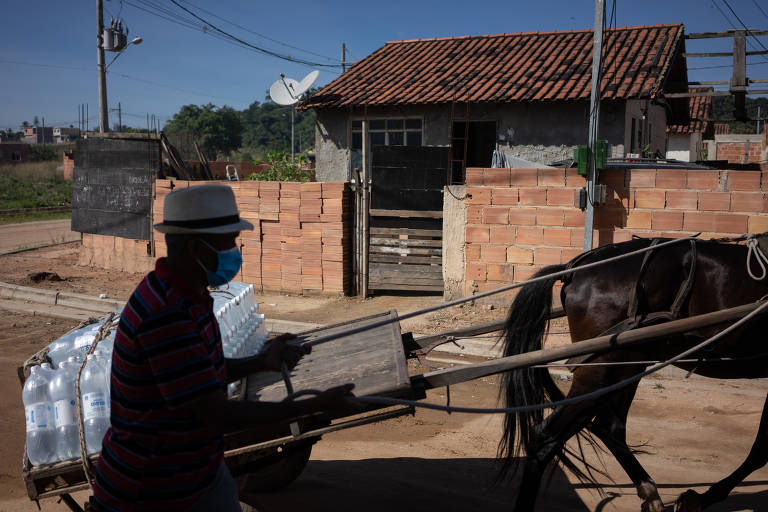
(0, 219), (80, 255)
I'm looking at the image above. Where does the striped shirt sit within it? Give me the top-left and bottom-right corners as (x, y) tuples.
(92, 258), (228, 511)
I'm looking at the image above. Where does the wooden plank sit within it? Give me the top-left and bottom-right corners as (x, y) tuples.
(370, 263), (442, 275)
(370, 209), (443, 219)
(370, 246), (442, 256)
(414, 301), (765, 389)
(368, 283), (444, 291)
(370, 227), (442, 237)
(369, 254), (442, 265)
(370, 237), (442, 248)
(686, 30), (768, 39)
(665, 89), (768, 98)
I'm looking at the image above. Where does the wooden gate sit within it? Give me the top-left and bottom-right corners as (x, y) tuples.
(367, 147), (450, 293)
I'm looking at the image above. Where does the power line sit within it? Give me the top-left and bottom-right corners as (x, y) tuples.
(0, 59), (91, 72)
(719, 0), (768, 62)
(754, 0), (768, 22)
(689, 60), (768, 70)
(168, 0), (340, 69)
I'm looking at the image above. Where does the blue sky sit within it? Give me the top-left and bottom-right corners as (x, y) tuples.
(1, 0), (768, 131)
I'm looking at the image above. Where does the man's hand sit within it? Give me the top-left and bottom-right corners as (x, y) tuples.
(261, 333), (310, 372)
(312, 383), (357, 412)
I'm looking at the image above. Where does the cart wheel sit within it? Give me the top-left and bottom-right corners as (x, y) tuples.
(236, 441), (313, 493)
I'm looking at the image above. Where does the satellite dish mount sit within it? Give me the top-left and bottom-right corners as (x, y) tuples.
(269, 70), (320, 159)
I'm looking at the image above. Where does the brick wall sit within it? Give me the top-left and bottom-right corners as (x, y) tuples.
(79, 234), (154, 274)
(153, 179), (352, 295)
(463, 167), (768, 297)
(62, 151), (74, 180)
(715, 141), (762, 164)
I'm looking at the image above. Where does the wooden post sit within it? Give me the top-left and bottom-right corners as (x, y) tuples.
(732, 29), (747, 121)
(361, 119), (369, 298)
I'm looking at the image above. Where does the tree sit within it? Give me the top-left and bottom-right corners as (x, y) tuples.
(33, 115), (39, 127)
(164, 104), (243, 160)
(21, 121), (30, 129)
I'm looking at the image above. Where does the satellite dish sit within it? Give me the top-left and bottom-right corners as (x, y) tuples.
(269, 76), (301, 105)
(295, 70), (320, 96)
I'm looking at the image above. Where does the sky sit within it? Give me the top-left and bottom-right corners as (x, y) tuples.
(1, 0), (768, 131)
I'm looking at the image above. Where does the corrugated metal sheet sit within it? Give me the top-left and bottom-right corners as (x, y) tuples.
(304, 24), (684, 109)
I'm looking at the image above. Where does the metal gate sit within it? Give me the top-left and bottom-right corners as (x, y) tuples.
(366, 146), (450, 293)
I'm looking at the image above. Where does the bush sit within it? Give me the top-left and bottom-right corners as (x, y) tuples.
(247, 151), (312, 182)
(29, 145), (61, 162)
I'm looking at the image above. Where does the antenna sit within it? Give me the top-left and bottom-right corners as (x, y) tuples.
(269, 71), (320, 158)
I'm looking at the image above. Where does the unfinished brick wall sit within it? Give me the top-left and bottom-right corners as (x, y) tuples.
(153, 179), (352, 295)
(463, 167), (768, 297)
(62, 151), (74, 180)
(715, 142), (763, 164)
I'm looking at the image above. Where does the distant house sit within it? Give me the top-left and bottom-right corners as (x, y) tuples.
(0, 143), (31, 163)
(666, 87), (713, 162)
(22, 127), (54, 145)
(303, 23), (692, 181)
(53, 127), (81, 144)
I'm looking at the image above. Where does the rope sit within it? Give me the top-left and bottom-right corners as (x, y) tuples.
(746, 237), (768, 281)
(330, 300), (768, 415)
(74, 312), (116, 491)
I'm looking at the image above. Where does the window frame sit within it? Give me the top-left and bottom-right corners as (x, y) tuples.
(351, 117), (424, 150)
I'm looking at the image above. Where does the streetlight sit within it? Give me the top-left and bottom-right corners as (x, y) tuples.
(106, 37), (143, 70)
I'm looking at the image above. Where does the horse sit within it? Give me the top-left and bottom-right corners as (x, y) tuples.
(498, 236), (768, 511)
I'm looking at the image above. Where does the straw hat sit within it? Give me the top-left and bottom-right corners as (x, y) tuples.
(154, 184), (254, 234)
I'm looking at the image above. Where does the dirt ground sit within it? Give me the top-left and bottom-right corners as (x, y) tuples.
(0, 220), (80, 255)
(1, 243), (767, 511)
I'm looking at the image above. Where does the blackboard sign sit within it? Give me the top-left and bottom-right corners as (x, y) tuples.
(72, 138), (160, 240)
(371, 146), (450, 211)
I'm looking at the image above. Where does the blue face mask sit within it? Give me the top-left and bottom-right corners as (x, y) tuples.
(197, 240), (242, 287)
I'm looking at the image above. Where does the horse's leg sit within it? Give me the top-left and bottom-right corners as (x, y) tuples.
(515, 404), (595, 510)
(675, 392), (768, 512)
(589, 379), (664, 512)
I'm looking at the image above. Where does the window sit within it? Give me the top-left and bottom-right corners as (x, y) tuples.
(12, 151), (21, 161)
(351, 118), (423, 150)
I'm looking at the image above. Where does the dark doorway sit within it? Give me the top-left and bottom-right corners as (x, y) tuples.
(451, 120), (497, 184)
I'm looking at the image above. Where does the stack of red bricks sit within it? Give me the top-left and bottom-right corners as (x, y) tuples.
(463, 167), (768, 294)
(153, 179), (352, 295)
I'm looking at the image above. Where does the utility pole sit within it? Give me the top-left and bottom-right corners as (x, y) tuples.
(78, 105), (81, 132)
(86, 104), (89, 132)
(42, 117), (45, 147)
(584, 0), (605, 252)
(291, 106), (295, 159)
(342, 43), (347, 73)
(97, 0), (109, 132)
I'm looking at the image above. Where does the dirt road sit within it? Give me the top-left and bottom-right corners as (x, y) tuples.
(0, 219), (80, 255)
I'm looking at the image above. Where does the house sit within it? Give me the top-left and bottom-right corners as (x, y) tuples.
(53, 127), (81, 144)
(0, 143), (31, 163)
(666, 87), (713, 162)
(22, 127), (54, 144)
(303, 24), (691, 182)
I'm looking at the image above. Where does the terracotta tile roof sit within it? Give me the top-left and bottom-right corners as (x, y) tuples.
(303, 24), (684, 109)
(666, 87), (713, 134)
(714, 123), (730, 135)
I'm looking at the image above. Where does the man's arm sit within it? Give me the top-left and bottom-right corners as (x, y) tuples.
(187, 383), (356, 434)
(225, 333), (307, 383)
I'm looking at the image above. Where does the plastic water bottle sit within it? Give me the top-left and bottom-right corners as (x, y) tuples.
(80, 355), (110, 455)
(49, 361), (79, 462)
(23, 365), (56, 466)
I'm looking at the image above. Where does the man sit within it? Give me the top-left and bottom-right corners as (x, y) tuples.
(91, 184), (354, 511)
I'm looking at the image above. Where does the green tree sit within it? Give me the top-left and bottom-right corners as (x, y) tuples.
(164, 104), (243, 160)
(21, 121), (30, 129)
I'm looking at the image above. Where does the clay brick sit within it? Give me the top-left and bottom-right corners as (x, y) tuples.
(487, 263), (514, 282)
(492, 188), (519, 205)
(570, 228), (585, 247)
(731, 192), (768, 213)
(516, 227), (543, 245)
(519, 188), (547, 205)
(537, 208), (565, 226)
(484, 168), (511, 186)
(712, 213), (748, 233)
(481, 244), (507, 263)
(538, 168), (565, 186)
(300, 182), (322, 195)
(465, 244), (481, 261)
(489, 226), (515, 244)
(561, 248), (583, 263)
(321, 182), (346, 198)
(466, 226), (490, 243)
(483, 207), (509, 224)
(543, 228), (571, 247)
(687, 170), (720, 191)
(666, 190), (698, 210)
(727, 171), (761, 191)
(656, 169), (687, 189)
(514, 265), (541, 283)
(507, 246), (533, 264)
(684, 212), (715, 232)
(634, 190), (666, 209)
(560, 209), (584, 228)
(604, 185), (632, 209)
(466, 168), (484, 185)
(467, 206), (483, 224)
(611, 230), (633, 243)
(652, 211), (683, 231)
(625, 210), (652, 229)
(749, 215), (768, 233)
(466, 262), (487, 281)
(698, 192), (730, 212)
(508, 208), (536, 226)
(566, 168), (587, 188)
(594, 208), (624, 229)
(509, 168), (538, 186)
(628, 169), (655, 188)
(547, 188), (576, 207)
(467, 187), (492, 205)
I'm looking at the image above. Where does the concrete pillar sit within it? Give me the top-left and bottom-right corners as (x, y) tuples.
(443, 185), (466, 300)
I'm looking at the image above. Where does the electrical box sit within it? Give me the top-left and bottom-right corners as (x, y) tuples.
(594, 140), (609, 170)
(574, 145), (590, 176)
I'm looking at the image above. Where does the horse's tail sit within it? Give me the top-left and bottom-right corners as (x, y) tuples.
(496, 264), (606, 485)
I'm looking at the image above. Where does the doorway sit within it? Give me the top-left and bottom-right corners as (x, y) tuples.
(450, 120), (497, 184)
